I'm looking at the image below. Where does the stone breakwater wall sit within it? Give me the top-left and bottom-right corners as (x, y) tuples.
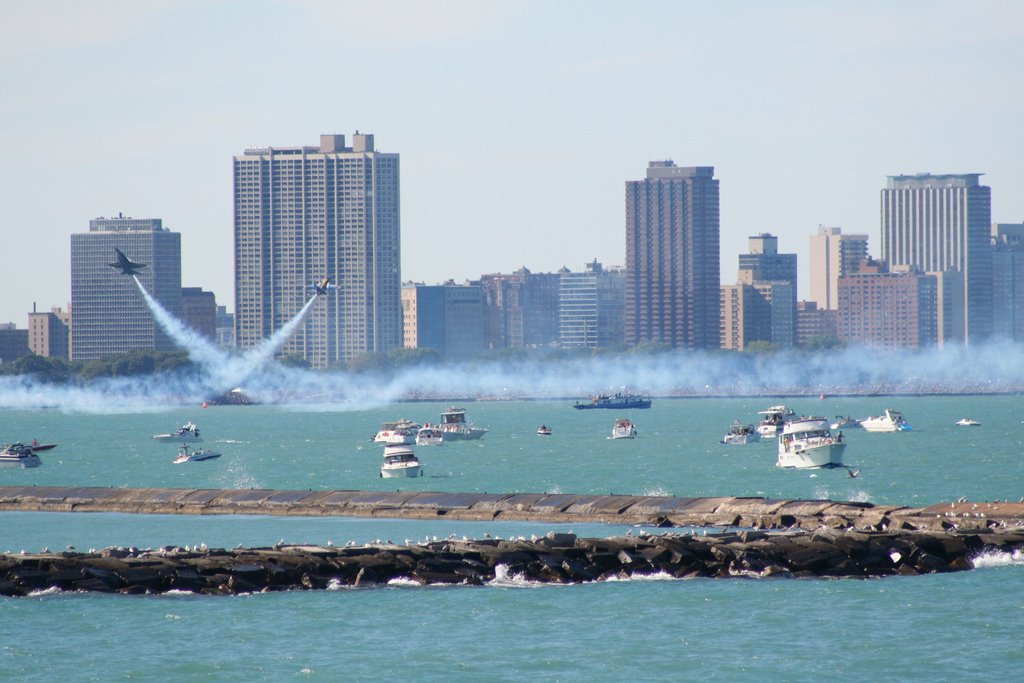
(1, 486), (1023, 531)
(2, 528), (1023, 596)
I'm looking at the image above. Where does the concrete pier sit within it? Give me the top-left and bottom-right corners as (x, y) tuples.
(1, 486), (1023, 531)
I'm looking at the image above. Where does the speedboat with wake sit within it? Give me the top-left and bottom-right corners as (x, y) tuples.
(777, 417), (846, 469)
(173, 445), (221, 463)
(861, 409), (911, 432)
(380, 444), (423, 478)
(955, 418), (981, 427)
(153, 421), (202, 442)
(0, 443), (41, 468)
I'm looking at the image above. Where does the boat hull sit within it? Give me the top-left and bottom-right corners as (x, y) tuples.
(722, 433), (760, 445)
(0, 455), (41, 468)
(154, 434), (203, 443)
(440, 428), (487, 441)
(380, 464), (422, 478)
(777, 443), (846, 469)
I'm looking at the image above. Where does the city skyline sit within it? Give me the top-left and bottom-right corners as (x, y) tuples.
(2, 1), (1022, 325)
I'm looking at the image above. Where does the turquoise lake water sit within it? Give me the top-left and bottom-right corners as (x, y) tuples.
(2, 396), (1023, 681)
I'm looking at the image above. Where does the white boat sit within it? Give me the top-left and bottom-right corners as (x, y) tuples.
(777, 417), (846, 469)
(537, 425), (552, 436)
(0, 443), (41, 468)
(830, 415), (862, 430)
(173, 445), (221, 463)
(861, 409), (911, 432)
(756, 405), (795, 438)
(955, 418), (981, 427)
(438, 407), (488, 440)
(610, 418), (637, 439)
(373, 419), (419, 445)
(415, 425), (443, 446)
(721, 421), (760, 445)
(380, 444), (423, 478)
(153, 421), (202, 443)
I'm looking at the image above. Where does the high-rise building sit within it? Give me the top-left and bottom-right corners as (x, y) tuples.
(808, 226), (869, 310)
(992, 223), (1024, 342)
(215, 306), (235, 348)
(70, 216), (181, 360)
(737, 233), (797, 348)
(0, 323), (30, 362)
(720, 284), (770, 350)
(795, 301), (838, 348)
(234, 133), (401, 368)
(27, 306), (69, 358)
(837, 260), (937, 349)
(558, 260), (625, 349)
(180, 287), (217, 341)
(401, 282), (486, 359)
(880, 173), (992, 344)
(480, 269), (560, 349)
(625, 162), (719, 349)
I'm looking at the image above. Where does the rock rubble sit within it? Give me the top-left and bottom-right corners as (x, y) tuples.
(2, 527), (1022, 596)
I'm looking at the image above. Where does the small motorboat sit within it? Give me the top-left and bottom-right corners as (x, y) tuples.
(438, 407), (488, 440)
(0, 443), (41, 468)
(173, 445), (221, 463)
(415, 425), (443, 446)
(610, 418), (637, 440)
(861, 409), (911, 432)
(955, 418), (981, 427)
(537, 425), (552, 436)
(756, 405), (796, 438)
(28, 441), (58, 452)
(373, 419), (419, 445)
(154, 421), (203, 442)
(721, 421), (760, 445)
(380, 444), (423, 478)
(830, 416), (862, 430)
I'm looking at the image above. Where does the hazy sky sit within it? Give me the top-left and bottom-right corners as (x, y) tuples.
(1, 0), (1021, 325)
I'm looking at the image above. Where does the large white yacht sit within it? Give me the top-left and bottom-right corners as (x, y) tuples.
(777, 417), (846, 469)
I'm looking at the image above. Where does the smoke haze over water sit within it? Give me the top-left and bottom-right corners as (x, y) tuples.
(3, 341), (1024, 413)
(0, 276), (1019, 412)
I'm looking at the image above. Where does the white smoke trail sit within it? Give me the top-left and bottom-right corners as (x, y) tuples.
(132, 276), (225, 369)
(243, 295), (318, 367)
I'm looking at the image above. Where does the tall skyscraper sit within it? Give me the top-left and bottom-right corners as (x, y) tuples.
(808, 226), (869, 310)
(234, 133), (401, 368)
(880, 173), (992, 344)
(70, 216), (181, 360)
(625, 162), (720, 349)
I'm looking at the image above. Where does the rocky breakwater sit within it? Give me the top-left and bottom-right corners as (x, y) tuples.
(2, 527), (1022, 596)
